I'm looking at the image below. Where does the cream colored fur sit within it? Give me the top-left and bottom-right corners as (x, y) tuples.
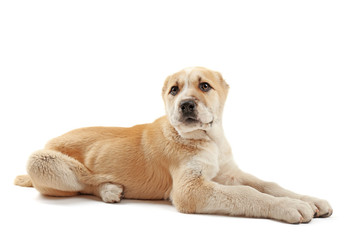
(15, 67), (332, 223)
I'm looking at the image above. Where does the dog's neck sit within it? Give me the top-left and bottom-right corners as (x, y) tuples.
(177, 129), (211, 140)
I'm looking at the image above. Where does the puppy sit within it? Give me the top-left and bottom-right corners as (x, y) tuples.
(15, 67), (332, 223)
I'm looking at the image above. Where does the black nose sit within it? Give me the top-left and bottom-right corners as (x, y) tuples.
(180, 100), (196, 114)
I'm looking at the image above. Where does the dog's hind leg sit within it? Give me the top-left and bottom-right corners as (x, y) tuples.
(26, 149), (124, 202)
(26, 150), (86, 197)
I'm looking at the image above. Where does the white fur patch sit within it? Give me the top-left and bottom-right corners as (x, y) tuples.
(99, 183), (124, 203)
(186, 141), (220, 180)
(183, 67), (196, 75)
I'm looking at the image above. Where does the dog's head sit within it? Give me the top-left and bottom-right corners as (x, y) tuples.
(162, 67), (229, 136)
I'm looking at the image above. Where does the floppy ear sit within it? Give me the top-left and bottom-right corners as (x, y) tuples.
(213, 71), (230, 100)
(214, 71), (229, 89)
(161, 75), (171, 99)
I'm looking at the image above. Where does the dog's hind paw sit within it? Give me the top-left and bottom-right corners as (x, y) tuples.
(99, 183), (124, 203)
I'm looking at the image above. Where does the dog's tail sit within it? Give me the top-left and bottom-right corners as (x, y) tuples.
(14, 175), (33, 187)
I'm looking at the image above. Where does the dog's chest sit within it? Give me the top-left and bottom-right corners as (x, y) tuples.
(187, 141), (221, 180)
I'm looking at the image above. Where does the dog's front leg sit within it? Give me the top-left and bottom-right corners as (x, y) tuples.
(214, 160), (333, 218)
(171, 165), (315, 223)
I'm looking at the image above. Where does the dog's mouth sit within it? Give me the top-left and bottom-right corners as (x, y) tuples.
(172, 113), (214, 134)
(180, 116), (213, 127)
(183, 117), (199, 124)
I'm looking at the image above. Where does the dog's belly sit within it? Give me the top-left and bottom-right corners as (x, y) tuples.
(89, 142), (172, 199)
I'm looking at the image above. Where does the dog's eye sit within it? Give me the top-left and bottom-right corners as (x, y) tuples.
(170, 86), (179, 96)
(199, 82), (212, 92)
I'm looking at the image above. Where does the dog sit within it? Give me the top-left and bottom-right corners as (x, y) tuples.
(15, 67), (332, 223)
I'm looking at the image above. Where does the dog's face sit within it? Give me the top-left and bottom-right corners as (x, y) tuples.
(162, 67), (229, 135)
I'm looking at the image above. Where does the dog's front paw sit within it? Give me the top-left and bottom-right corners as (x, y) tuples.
(99, 183), (124, 203)
(270, 197), (314, 224)
(300, 196), (333, 218)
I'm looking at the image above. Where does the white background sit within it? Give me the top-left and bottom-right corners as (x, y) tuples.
(1, 0), (359, 239)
